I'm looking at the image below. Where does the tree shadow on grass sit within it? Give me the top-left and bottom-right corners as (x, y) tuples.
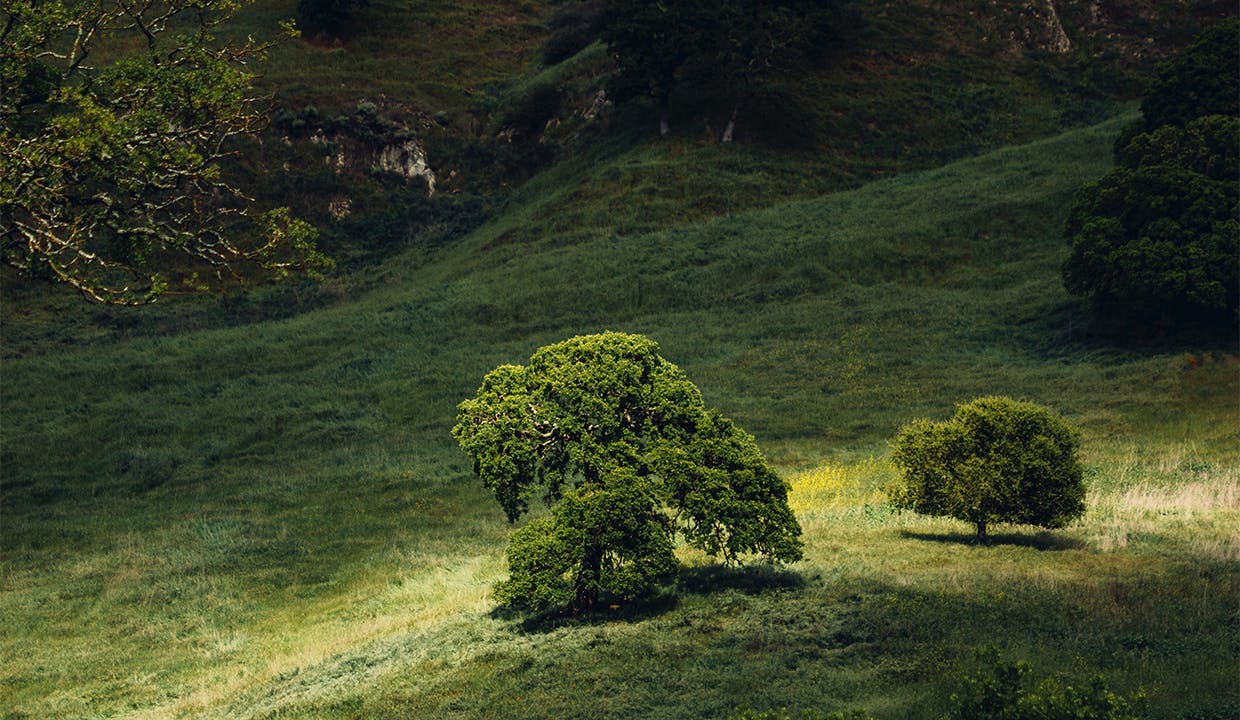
(493, 563), (807, 634)
(491, 592), (683, 634)
(676, 562), (807, 596)
(899, 529), (1085, 551)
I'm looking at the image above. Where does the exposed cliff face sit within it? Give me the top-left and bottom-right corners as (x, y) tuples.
(375, 140), (437, 195)
(889, 0), (1228, 60)
(1057, 0), (1234, 60)
(310, 130), (437, 196)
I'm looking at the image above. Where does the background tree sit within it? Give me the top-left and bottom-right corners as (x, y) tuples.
(701, 0), (839, 142)
(1138, 19), (1238, 132)
(889, 397), (1085, 541)
(598, 0), (838, 138)
(1063, 19), (1238, 335)
(296, 0), (369, 41)
(0, 0), (329, 304)
(598, 0), (711, 136)
(453, 332), (802, 614)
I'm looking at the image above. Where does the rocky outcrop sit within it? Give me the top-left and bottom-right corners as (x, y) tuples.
(375, 140), (437, 195)
(313, 134), (436, 195)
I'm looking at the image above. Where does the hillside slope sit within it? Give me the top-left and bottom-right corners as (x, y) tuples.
(1, 115), (1236, 719)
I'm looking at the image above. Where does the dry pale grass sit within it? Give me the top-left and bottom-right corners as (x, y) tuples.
(1086, 455), (1239, 559)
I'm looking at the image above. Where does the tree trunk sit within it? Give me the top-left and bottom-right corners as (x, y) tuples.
(975, 520), (988, 542)
(573, 541), (603, 614)
(658, 94), (670, 137)
(721, 103), (739, 143)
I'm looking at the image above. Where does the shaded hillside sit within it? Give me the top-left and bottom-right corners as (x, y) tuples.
(3, 1), (1232, 355)
(237, 0), (1235, 263)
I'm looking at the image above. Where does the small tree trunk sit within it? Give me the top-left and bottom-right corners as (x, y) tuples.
(573, 542), (604, 614)
(975, 520), (988, 542)
(658, 94), (670, 137)
(721, 103), (739, 143)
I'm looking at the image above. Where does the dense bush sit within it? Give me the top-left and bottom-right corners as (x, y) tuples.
(948, 649), (1146, 720)
(453, 332), (802, 614)
(890, 397), (1085, 540)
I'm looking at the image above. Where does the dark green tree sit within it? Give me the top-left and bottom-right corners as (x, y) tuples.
(599, 0), (711, 136)
(453, 332), (802, 614)
(890, 397), (1085, 541)
(599, 0), (837, 138)
(1140, 18), (1239, 132)
(0, 0), (329, 304)
(1064, 20), (1239, 334)
(296, 0), (369, 40)
(704, 0), (839, 142)
(1063, 116), (1239, 329)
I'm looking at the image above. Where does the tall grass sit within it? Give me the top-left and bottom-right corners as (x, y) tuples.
(2, 117), (1237, 719)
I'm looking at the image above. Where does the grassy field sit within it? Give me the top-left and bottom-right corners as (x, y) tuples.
(2, 113), (1237, 719)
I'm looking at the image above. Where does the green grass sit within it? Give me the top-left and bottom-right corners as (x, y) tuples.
(228, 0), (548, 113)
(2, 116), (1237, 719)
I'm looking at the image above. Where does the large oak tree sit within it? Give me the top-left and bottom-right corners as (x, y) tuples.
(453, 332), (802, 614)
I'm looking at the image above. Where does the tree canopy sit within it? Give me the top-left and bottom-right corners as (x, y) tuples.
(1139, 18), (1239, 131)
(453, 332), (802, 613)
(0, 0), (329, 304)
(890, 397), (1085, 541)
(1063, 20), (1239, 334)
(296, 0), (369, 40)
(599, 0), (838, 138)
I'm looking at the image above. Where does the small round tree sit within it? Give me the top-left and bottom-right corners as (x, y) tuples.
(453, 332), (802, 614)
(889, 397), (1085, 541)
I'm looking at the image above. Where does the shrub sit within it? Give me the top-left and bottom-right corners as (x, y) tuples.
(948, 648), (1146, 720)
(889, 397), (1085, 540)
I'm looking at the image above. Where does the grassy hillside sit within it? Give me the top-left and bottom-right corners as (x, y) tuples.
(2, 113), (1237, 719)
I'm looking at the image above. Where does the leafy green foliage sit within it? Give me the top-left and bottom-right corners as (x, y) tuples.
(1063, 20), (1239, 334)
(0, 0), (329, 304)
(890, 397), (1085, 540)
(454, 332), (802, 612)
(494, 469), (679, 611)
(598, 0), (838, 135)
(1140, 19), (1239, 131)
(948, 649), (1146, 720)
(1062, 121), (1239, 329)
